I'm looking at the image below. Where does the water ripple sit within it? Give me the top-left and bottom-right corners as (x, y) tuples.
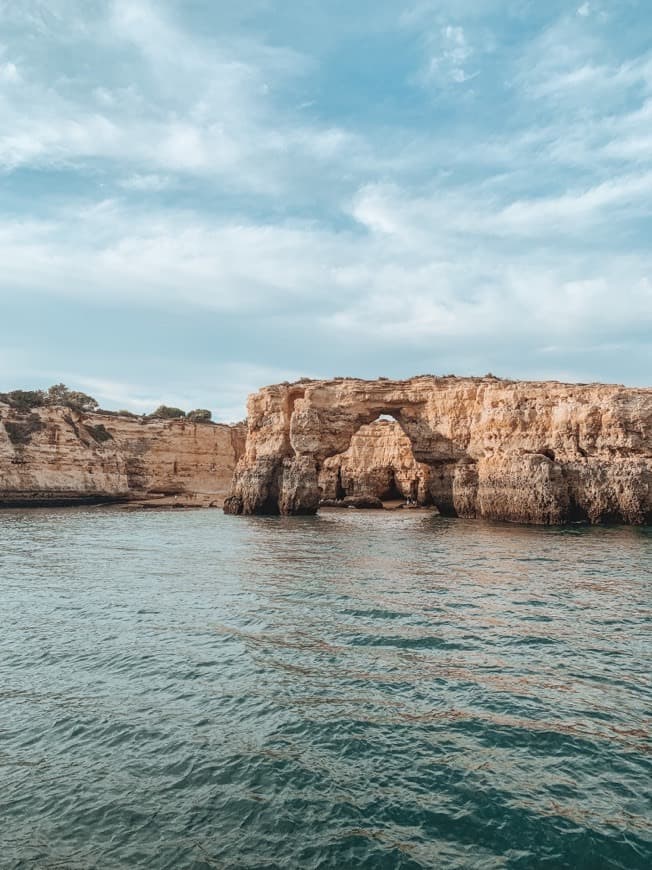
(0, 509), (650, 868)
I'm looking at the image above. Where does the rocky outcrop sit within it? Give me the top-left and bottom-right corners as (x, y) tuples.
(321, 495), (385, 509)
(0, 404), (246, 507)
(319, 419), (430, 503)
(224, 376), (652, 524)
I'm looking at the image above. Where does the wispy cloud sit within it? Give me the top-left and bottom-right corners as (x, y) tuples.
(0, 0), (365, 196)
(0, 60), (19, 82)
(117, 173), (173, 192)
(421, 25), (477, 85)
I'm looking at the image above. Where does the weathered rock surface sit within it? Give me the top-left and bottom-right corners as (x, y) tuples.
(319, 419), (430, 504)
(224, 376), (652, 524)
(0, 404), (246, 507)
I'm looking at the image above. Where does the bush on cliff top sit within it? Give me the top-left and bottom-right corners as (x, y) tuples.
(187, 409), (212, 423)
(146, 406), (214, 423)
(150, 405), (186, 419)
(1, 390), (46, 410)
(0, 384), (99, 413)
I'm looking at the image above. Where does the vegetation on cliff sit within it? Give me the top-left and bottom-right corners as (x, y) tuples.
(149, 406), (213, 422)
(187, 409), (212, 422)
(1, 387), (215, 425)
(0, 384), (99, 413)
(150, 405), (187, 420)
(4, 414), (45, 446)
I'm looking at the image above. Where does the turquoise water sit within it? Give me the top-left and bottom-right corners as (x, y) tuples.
(1, 508), (650, 869)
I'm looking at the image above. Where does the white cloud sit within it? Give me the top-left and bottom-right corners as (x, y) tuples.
(0, 61), (19, 82)
(1, 161), (650, 366)
(0, 0), (363, 196)
(0, 204), (347, 314)
(118, 173), (172, 192)
(577, 3), (591, 17)
(419, 23), (477, 86)
(352, 166), (652, 244)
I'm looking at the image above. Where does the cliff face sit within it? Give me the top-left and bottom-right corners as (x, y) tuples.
(0, 404), (246, 507)
(225, 376), (652, 524)
(319, 420), (430, 503)
(4, 376), (651, 523)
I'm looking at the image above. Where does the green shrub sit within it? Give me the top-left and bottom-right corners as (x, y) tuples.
(187, 408), (212, 423)
(3, 390), (46, 410)
(151, 405), (186, 419)
(1, 385), (101, 412)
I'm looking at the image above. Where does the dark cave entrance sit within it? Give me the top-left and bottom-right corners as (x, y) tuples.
(335, 467), (346, 501)
(379, 468), (404, 502)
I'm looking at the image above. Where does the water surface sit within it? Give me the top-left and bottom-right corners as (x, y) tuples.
(1, 509), (650, 868)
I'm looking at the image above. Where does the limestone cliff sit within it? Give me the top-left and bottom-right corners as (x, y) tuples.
(225, 376), (652, 524)
(0, 403), (246, 507)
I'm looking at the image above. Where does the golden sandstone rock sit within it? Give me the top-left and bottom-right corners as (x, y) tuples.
(2, 376), (650, 523)
(224, 376), (651, 524)
(0, 405), (245, 508)
(319, 419), (430, 504)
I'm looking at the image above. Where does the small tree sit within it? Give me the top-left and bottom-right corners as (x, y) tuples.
(187, 409), (212, 423)
(46, 383), (99, 412)
(151, 405), (186, 419)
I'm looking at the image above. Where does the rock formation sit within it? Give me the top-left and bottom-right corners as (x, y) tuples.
(319, 419), (430, 504)
(0, 403), (246, 507)
(224, 376), (652, 525)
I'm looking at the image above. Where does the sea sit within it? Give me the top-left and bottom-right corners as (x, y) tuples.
(1, 508), (650, 869)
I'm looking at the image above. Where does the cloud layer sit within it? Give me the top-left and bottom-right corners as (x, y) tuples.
(1, 0), (650, 418)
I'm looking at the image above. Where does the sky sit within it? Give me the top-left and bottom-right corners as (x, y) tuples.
(0, 0), (650, 421)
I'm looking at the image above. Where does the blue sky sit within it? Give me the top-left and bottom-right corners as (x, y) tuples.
(0, 0), (650, 420)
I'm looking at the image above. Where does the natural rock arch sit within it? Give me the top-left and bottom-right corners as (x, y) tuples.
(224, 376), (652, 525)
(318, 418), (431, 505)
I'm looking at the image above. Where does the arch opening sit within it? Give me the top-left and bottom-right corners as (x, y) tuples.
(317, 412), (432, 510)
(226, 386), (464, 517)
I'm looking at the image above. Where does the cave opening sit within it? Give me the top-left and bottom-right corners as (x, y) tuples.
(335, 467), (346, 501)
(379, 468), (404, 502)
(567, 497), (590, 524)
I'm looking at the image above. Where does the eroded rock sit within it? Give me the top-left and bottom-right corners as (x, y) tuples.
(319, 419), (430, 504)
(0, 404), (246, 508)
(225, 376), (652, 524)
